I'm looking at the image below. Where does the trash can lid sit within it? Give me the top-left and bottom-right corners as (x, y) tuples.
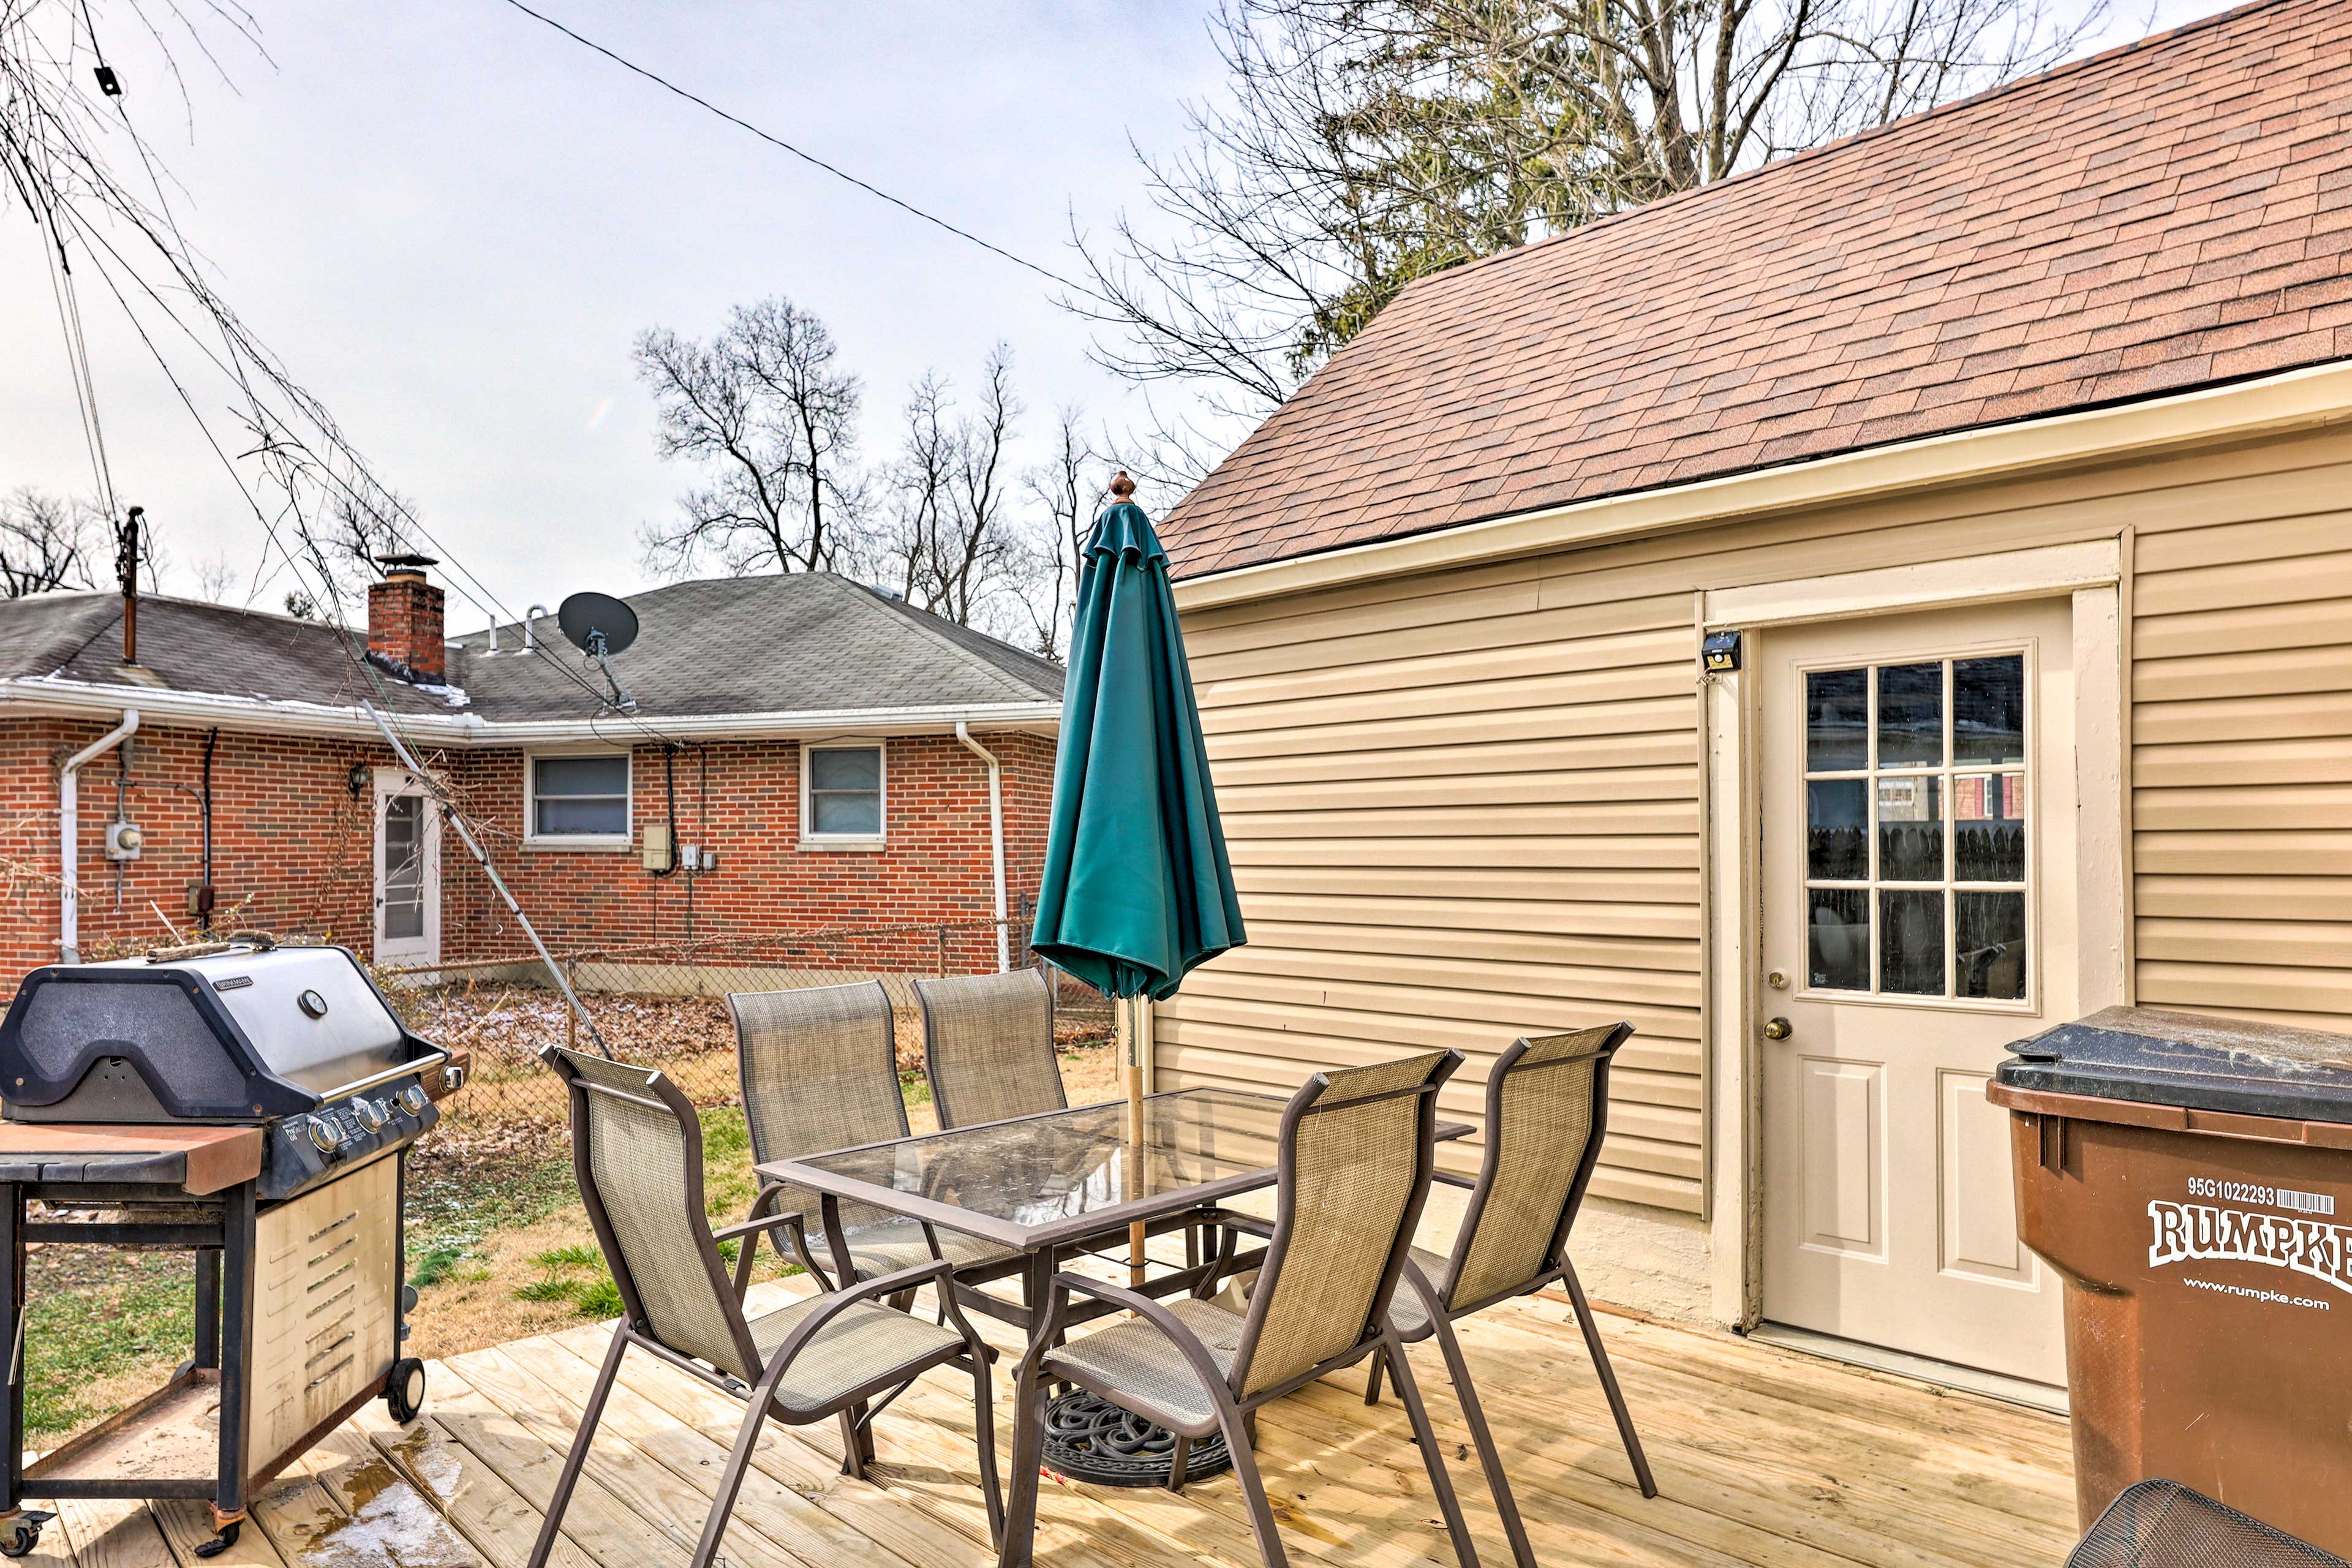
(1998, 1006), (2352, 1125)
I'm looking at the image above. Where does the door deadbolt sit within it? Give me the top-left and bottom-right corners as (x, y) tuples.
(1762, 1017), (1793, 1041)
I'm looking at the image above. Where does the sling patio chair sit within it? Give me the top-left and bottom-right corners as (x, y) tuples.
(917, 966), (1066, 1129)
(2066, 1480), (2349, 1568)
(727, 981), (1020, 1295)
(1364, 1023), (1659, 1568)
(529, 1046), (1003, 1568)
(997, 1049), (1484, 1568)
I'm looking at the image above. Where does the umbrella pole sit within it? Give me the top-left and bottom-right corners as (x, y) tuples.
(1125, 993), (1148, 1283)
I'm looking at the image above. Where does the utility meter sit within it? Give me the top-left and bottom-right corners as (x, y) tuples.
(104, 820), (144, 861)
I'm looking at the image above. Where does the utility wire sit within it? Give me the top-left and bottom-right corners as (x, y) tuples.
(494, 0), (1112, 306)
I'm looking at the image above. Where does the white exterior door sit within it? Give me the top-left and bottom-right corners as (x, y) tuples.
(372, 771), (441, 967)
(1758, 598), (2072, 1386)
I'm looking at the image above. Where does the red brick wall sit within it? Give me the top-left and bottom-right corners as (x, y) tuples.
(437, 732), (1056, 965)
(0, 717), (1054, 980)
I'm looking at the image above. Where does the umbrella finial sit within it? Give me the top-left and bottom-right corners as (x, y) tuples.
(1109, 470), (1136, 502)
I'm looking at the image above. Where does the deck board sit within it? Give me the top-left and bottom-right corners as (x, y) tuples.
(33, 1284), (2075, 1568)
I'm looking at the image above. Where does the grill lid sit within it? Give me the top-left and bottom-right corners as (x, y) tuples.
(1, 944), (416, 1121)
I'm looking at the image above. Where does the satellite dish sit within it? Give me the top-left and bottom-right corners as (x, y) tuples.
(558, 592), (638, 658)
(556, 592), (640, 712)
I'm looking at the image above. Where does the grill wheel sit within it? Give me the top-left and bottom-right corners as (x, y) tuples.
(386, 1357), (428, 1423)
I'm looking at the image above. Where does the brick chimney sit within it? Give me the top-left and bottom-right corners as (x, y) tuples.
(368, 554), (446, 684)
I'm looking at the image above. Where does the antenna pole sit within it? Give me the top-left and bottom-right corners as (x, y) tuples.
(361, 702), (612, 1058)
(116, 506), (143, 666)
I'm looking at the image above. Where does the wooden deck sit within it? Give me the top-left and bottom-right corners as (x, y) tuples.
(28, 1276), (2079, 1568)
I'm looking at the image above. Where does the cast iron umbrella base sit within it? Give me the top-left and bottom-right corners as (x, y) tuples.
(1039, 1390), (1232, 1487)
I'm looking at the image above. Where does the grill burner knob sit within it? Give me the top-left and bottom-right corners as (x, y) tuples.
(401, 1085), (428, 1116)
(354, 1100), (384, 1133)
(306, 1119), (337, 1154)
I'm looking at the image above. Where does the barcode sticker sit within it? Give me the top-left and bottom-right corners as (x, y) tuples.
(2278, 1188), (2335, 1216)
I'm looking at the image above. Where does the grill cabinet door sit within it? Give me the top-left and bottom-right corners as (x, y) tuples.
(245, 1157), (398, 1478)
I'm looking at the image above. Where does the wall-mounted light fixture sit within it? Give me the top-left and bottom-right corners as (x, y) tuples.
(347, 763), (369, 798)
(1701, 630), (1743, 674)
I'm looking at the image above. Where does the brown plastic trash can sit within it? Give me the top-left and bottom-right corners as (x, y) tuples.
(1991, 1006), (2352, 1556)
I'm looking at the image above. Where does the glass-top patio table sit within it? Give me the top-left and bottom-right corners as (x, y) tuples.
(760, 1087), (1473, 1335)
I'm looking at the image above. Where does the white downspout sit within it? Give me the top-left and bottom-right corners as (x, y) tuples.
(59, 708), (138, 961)
(954, 722), (1009, 972)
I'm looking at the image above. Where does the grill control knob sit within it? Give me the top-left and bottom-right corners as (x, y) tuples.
(354, 1099), (385, 1133)
(307, 1119), (337, 1154)
(401, 1085), (428, 1116)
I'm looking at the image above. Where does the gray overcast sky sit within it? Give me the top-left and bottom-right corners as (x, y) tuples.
(1, 0), (2226, 636)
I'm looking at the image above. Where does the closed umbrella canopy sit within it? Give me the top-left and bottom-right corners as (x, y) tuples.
(1031, 475), (1245, 1003)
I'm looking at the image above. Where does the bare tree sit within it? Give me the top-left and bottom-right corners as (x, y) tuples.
(1019, 407), (1098, 659)
(933, 344), (1022, 627)
(878, 370), (958, 603)
(1075, 0), (2117, 409)
(193, 551), (239, 603)
(875, 345), (1050, 641)
(0, 488), (102, 597)
(636, 297), (865, 578)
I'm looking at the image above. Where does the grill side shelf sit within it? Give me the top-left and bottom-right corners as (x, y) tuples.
(0, 1125), (261, 1194)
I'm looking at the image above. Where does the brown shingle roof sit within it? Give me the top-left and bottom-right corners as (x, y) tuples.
(1158, 0), (2352, 579)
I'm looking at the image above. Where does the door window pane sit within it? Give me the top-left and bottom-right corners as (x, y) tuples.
(1879, 890), (1947, 995)
(1807, 888), (1870, 992)
(1876, 776), (1943, 881)
(1876, 663), (1944, 767)
(1807, 780), (1868, 880)
(1957, 892), (2028, 1000)
(1806, 669), (1869, 771)
(1954, 773), (2027, 882)
(1954, 656), (2026, 765)
(382, 796), (424, 940)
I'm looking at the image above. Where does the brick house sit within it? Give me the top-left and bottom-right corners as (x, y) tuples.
(0, 562), (1062, 978)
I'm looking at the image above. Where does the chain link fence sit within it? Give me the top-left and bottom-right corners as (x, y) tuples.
(375, 914), (1115, 1162)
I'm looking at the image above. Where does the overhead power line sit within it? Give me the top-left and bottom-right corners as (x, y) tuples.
(494, 0), (1110, 306)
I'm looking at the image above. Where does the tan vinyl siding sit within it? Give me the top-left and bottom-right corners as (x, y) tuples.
(2130, 450), (2352, 1037)
(1163, 420), (2352, 1215)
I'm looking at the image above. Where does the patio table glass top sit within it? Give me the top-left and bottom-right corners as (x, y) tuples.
(762, 1087), (1471, 1254)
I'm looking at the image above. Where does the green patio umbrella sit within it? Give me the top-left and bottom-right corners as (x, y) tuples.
(1031, 472), (1245, 1267)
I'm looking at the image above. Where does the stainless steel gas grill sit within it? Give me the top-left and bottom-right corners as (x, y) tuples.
(0, 938), (467, 1559)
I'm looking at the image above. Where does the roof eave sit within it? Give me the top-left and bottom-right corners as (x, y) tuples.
(0, 680), (1062, 742)
(1172, 358), (2352, 612)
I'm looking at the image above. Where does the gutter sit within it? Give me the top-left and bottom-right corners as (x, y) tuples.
(0, 682), (1060, 745)
(58, 708), (137, 960)
(954, 722), (1010, 973)
(1170, 358), (2352, 612)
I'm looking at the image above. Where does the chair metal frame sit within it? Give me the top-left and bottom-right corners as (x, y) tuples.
(1365, 1025), (1658, 1568)
(529, 1046), (1004, 1568)
(725, 981), (981, 1299)
(916, 966), (1063, 1131)
(997, 1050), (1481, 1568)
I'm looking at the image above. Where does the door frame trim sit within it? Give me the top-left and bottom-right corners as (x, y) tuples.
(371, 765), (443, 968)
(1697, 537), (2126, 1329)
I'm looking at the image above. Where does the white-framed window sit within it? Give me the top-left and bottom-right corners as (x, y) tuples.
(801, 741), (886, 848)
(524, 750), (633, 847)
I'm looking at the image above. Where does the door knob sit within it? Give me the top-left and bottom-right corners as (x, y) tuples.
(1762, 1017), (1793, 1041)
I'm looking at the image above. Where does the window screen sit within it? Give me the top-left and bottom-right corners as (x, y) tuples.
(532, 754), (630, 837)
(809, 745), (883, 837)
